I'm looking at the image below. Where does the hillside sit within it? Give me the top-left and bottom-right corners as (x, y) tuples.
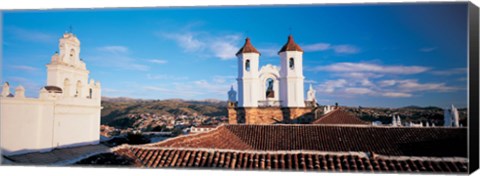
(344, 106), (468, 126)
(101, 97), (228, 129)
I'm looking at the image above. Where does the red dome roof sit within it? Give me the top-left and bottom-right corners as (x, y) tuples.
(278, 35), (303, 54)
(236, 37), (261, 56)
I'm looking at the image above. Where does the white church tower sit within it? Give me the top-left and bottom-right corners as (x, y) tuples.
(444, 104), (460, 127)
(306, 84), (317, 107)
(47, 32), (94, 98)
(229, 35), (314, 124)
(228, 85), (237, 103)
(278, 35), (305, 107)
(236, 38), (261, 107)
(1, 31), (102, 156)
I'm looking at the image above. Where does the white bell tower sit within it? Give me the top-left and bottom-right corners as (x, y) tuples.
(236, 38), (261, 107)
(278, 35), (305, 107)
(46, 32), (89, 98)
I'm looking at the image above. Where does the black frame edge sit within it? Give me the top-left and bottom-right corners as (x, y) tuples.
(468, 1), (480, 174)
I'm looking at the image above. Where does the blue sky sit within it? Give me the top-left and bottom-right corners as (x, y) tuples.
(1, 3), (469, 108)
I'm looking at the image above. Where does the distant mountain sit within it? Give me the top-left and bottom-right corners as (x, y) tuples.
(100, 97), (227, 129)
(102, 96), (146, 102)
(400, 105), (443, 110)
(345, 105), (467, 126)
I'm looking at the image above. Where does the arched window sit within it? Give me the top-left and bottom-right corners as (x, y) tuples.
(76, 80), (82, 97)
(64, 78), (70, 96)
(289, 58), (295, 69)
(266, 78), (274, 98)
(70, 49), (75, 57)
(245, 60), (250, 71)
(89, 88), (93, 99)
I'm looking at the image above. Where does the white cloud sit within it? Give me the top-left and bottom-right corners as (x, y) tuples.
(161, 32), (205, 52)
(419, 47), (437, 52)
(97, 46), (129, 54)
(360, 79), (374, 87)
(209, 36), (240, 60)
(381, 92), (412, 98)
(6, 26), (55, 43)
(303, 43), (331, 52)
(315, 78), (460, 99)
(212, 75), (236, 84)
(431, 68), (467, 76)
(457, 77), (467, 82)
(396, 79), (459, 92)
(126, 63), (150, 71)
(332, 45), (360, 54)
(148, 59), (168, 64)
(86, 46), (149, 71)
(193, 80), (229, 95)
(159, 31), (242, 60)
(140, 74), (237, 99)
(258, 47), (279, 57)
(336, 72), (384, 79)
(302, 43), (359, 54)
(314, 62), (430, 75)
(10, 65), (38, 72)
(344, 87), (374, 95)
(379, 80), (398, 87)
(316, 79), (348, 93)
(146, 74), (188, 80)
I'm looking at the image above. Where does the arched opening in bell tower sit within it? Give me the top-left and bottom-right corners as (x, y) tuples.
(266, 78), (275, 98)
(289, 58), (295, 69)
(245, 60), (250, 71)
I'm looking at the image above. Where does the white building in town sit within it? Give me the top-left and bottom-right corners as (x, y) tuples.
(444, 104), (460, 127)
(231, 35), (314, 108)
(0, 32), (102, 156)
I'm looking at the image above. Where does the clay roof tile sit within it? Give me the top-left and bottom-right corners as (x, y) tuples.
(278, 35), (304, 54)
(236, 37), (261, 56)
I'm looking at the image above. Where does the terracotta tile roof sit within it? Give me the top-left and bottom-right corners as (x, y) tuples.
(312, 109), (368, 125)
(236, 38), (261, 56)
(153, 126), (253, 150)
(149, 125), (467, 157)
(278, 35), (303, 54)
(105, 124), (468, 172)
(113, 147), (468, 173)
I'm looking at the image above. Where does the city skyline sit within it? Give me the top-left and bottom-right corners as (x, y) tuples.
(2, 3), (469, 108)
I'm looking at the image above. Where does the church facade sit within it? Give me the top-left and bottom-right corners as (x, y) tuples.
(0, 32), (102, 156)
(228, 35), (317, 124)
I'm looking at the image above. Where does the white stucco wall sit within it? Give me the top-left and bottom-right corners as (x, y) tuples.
(0, 96), (101, 156)
(1, 98), (55, 155)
